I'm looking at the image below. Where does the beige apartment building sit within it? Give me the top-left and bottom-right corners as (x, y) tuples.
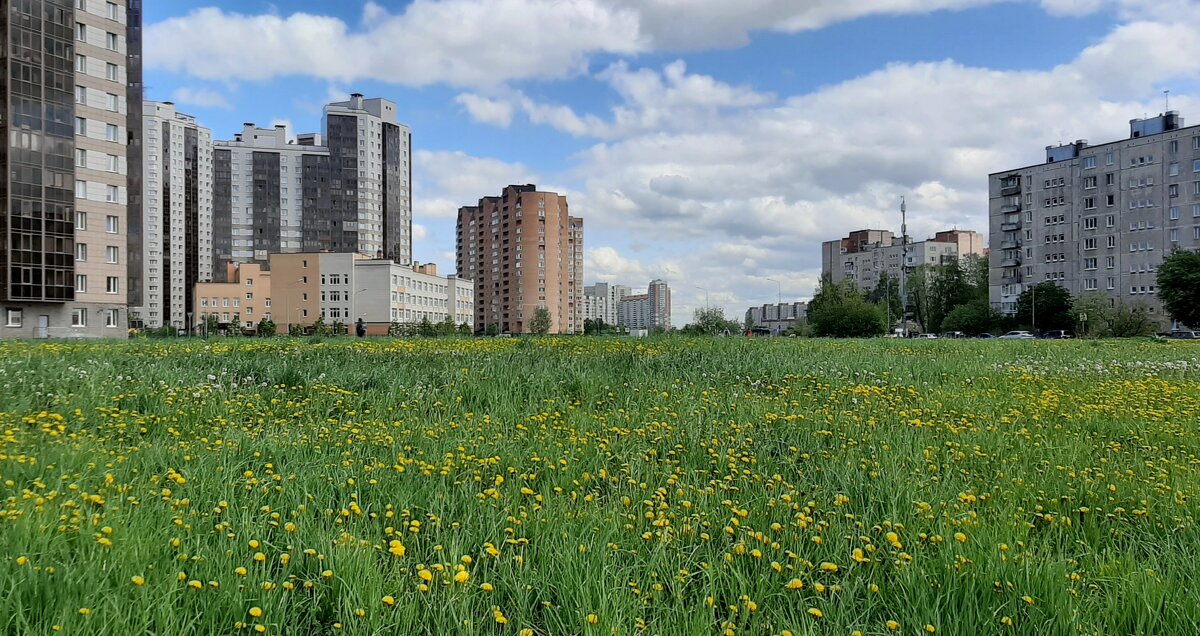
(193, 262), (270, 332)
(456, 185), (583, 334)
(268, 252), (471, 335)
(821, 228), (987, 291)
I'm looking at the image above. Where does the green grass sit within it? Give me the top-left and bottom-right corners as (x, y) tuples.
(1, 337), (1199, 635)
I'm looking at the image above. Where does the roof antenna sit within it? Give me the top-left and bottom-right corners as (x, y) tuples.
(1164, 89), (1170, 112)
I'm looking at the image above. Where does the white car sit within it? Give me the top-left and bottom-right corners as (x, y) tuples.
(999, 330), (1035, 339)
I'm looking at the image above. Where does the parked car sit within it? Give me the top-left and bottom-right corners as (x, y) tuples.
(976, 333), (996, 339)
(940, 331), (967, 339)
(999, 331), (1035, 339)
(915, 333), (938, 339)
(1170, 330), (1200, 340)
(1039, 330), (1074, 339)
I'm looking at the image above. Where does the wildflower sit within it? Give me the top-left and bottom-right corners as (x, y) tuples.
(388, 540), (406, 557)
(383, 595), (395, 606)
(954, 532), (968, 544)
(249, 607), (264, 618)
(786, 578), (805, 590)
(586, 614), (599, 625)
(493, 608), (508, 625)
(481, 583), (495, 592)
(321, 569), (334, 579)
(925, 626), (937, 633)
(16, 556), (29, 567)
(819, 562), (838, 573)
(887, 620), (901, 631)
(807, 608), (823, 619)
(454, 569), (470, 584)
(1001, 616), (1014, 627)
(78, 608), (92, 616)
(131, 575), (145, 586)
(235, 566), (248, 577)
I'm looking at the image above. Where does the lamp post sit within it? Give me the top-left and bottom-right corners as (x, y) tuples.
(693, 286), (709, 311)
(766, 278), (782, 305)
(282, 277), (304, 336)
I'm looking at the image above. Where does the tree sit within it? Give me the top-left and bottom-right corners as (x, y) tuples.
(1157, 249), (1200, 328)
(204, 314), (219, 336)
(485, 323), (500, 337)
(1073, 294), (1158, 338)
(940, 299), (999, 335)
(928, 257), (974, 333)
(437, 316), (457, 337)
(905, 266), (934, 334)
(417, 317), (436, 337)
(257, 317), (277, 337)
(1015, 282), (1074, 332)
(458, 322), (473, 336)
(528, 307), (552, 335)
(808, 274), (886, 338)
(867, 272), (902, 331)
(683, 307), (739, 335)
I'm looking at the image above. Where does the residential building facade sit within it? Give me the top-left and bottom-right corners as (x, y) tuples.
(821, 228), (987, 291)
(456, 185), (583, 334)
(2, 0), (140, 338)
(211, 94), (412, 277)
(269, 253), (471, 335)
(746, 301), (809, 335)
(583, 282), (631, 325)
(616, 279), (672, 331)
(133, 101), (212, 329)
(989, 111), (1200, 322)
(194, 262), (270, 332)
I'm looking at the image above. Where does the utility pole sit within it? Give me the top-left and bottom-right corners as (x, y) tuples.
(899, 197), (909, 337)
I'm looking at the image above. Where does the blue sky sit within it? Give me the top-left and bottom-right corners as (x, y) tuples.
(144, 0), (1200, 325)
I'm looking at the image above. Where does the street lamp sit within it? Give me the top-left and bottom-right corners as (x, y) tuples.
(693, 286), (709, 311)
(766, 278), (782, 305)
(282, 277), (305, 336)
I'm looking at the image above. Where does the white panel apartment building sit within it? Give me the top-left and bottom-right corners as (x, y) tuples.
(134, 101), (212, 329)
(583, 282), (631, 325)
(617, 279), (672, 330)
(821, 229), (987, 290)
(989, 112), (1200, 322)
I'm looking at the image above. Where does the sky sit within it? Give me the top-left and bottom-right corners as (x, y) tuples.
(143, 0), (1200, 326)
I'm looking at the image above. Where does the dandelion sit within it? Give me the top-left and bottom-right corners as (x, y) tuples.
(388, 540), (406, 557)
(887, 620), (901, 631)
(131, 575), (145, 586)
(382, 595), (395, 606)
(480, 583), (495, 592)
(819, 562), (838, 573)
(786, 578), (805, 590)
(454, 569), (470, 584)
(586, 614), (599, 625)
(16, 556), (28, 567)
(493, 608), (508, 625)
(807, 608), (823, 619)
(954, 532), (968, 544)
(78, 608), (92, 616)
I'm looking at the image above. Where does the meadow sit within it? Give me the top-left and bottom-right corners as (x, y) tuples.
(1, 337), (1199, 635)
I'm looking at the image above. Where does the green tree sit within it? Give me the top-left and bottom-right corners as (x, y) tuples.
(485, 323), (500, 337)
(438, 315), (457, 337)
(683, 307), (739, 335)
(257, 317), (277, 337)
(905, 266), (933, 334)
(940, 299), (999, 335)
(1157, 249), (1200, 328)
(867, 272), (902, 331)
(1015, 282), (1074, 332)
(928, 257), (974, 333)
(204, 314), (219, 336)
(529, 307), (552, 335)
(417, 317), (436, 337)
(458, 322), (473, 336)
(1073, 294), (1158, 338)
(808, 274), (886, 338)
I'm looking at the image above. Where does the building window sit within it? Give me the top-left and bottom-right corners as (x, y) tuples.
(6, 309), (22, 328)
(106, 185), (119, 203)
(75, 275), (87, 293)
(107, 2), (118, 19)
(75, 148), (87, 167)
(72, 309), (87, 327)
(1082, 156), (1096, 169)
(106, 93), (118, 111)
(76, 117), (87, 135)
(76, 212), (87, 230)
(106, 154), (119, 172)
(76, 22), (86, 40)
(106, 215), (118, 233)
(106, 277), (119, 294)
(1084, 217), (1097, 229)
(75, 85), (87, 104)
(1170, 184), (1179, 198)
(75, 54), (87, 72)
(1170, 229), (1179, 242)
(1170, 207), (1181, 220)
(106, 246), (118, 263)
(106, 32), (118, 50)
(105, 62), (118, 81)
(1107, 236), (1116, 248)
(1084, 238), (1096, 250)
(106, 309), (119, 328)
(76, 243), (88, 261)
(1084, 197), (1095, 209)
(106, 124), (119, 141)
(246, 293), (253, 300)
(1170, 163), (1180, 177)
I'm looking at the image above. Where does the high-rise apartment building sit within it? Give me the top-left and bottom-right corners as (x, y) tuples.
(456, 184), (583, 334)
(583, 282), (631, 325)
(132, 101), (212, 329)
(616, 279), (672, 331)
(2, 0), (139, 338)
(989, 112), (1200, 322)
(211, 94), (412, 276)
(821, 228), (987, 290)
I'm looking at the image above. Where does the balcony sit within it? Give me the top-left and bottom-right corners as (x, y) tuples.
(1000, 272), (1023, 284)
(1000, 221), (1021, 232)
(1000, 184), (1021, 197)
(999, 240), (1020, 250)
(999, 255), (1021, 268)
(1000, 203), (1022, 214)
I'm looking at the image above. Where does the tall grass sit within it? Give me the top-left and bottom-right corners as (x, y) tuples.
(1, 337), (1198, 635)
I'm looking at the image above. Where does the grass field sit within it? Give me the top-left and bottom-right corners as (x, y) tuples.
(1, 337), (1199, 635)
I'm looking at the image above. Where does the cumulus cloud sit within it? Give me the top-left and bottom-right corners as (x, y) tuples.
(146, 0), (1073, 88)
(168, 86), (232, 110)
(411, 150), (541, 221)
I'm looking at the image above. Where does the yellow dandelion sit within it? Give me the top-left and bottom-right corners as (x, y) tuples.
(493, 608), (508, 625)
(586, 614), (599, 625)
(887, 620), (901, 631)
(383, 595), (395, 606)
(481, 583), (495, 592)
(454, 570), (470, 584)
(954, 532), (968, 544)
(131, 575), (145, 586)
(819, 562), (838, 573)
(807, 608), (823, 619)
(388, 540), (406, 558)
(786, 578), (805, 590)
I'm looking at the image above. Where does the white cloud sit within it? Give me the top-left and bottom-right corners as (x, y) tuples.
(411, 150), (540, 221)
(454, 94), (515, 128)
(146, 1), (1092, 88)
(168, 87), (232, 110)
